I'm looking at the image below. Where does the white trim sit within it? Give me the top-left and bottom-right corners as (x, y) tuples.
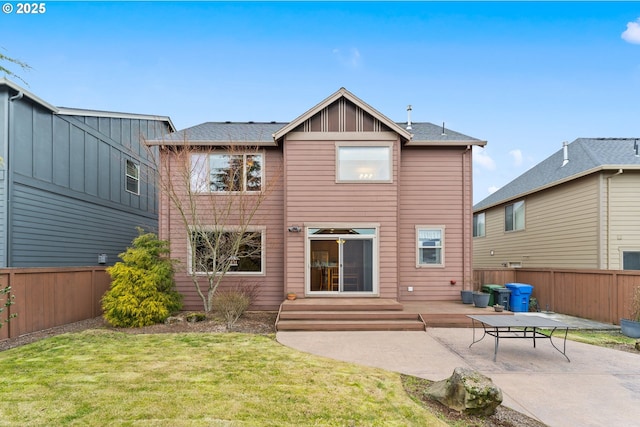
(190, 150), (264, 193)
(187, 225), (266, 276)
(305, 223), (380, 296)
(415, 225), (445, 268)
(125, 159), (140, 195)
(335, 142), (393, 184)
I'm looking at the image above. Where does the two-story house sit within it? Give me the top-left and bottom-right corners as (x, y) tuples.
(0, 78), (174, 267)
(473, 138), (640, 270)
(149, 88), (485, 311)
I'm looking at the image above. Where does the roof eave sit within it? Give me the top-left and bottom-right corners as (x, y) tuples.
(0, 78), (58, 113)
(473, 165), (640, 212)
(58, 107), (176, 132)
(146, 139), (277, 147)
(405, 139), (487, 147)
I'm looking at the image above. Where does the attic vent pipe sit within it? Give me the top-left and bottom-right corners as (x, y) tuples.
(441, 122), (446, 136)
(635, 139), (638, 157)
(562, 141), (569, 167)
(406, 105), (412, 130)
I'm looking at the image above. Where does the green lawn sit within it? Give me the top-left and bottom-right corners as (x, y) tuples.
(0, 330), (446, 426)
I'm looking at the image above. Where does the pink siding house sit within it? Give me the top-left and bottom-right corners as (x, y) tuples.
(149, 88), (485, 311)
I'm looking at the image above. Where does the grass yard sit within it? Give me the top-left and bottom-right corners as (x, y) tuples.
(0, 330), (446, 426)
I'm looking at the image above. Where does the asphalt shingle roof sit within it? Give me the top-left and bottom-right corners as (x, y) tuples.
(474, 138), (640, 211)
(152, 121), (481, 144)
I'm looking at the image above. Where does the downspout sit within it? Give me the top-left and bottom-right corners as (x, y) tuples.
(606, 169), (623, 269)
(462, 145), (471, 289)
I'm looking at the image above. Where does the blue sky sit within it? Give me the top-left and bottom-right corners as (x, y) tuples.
(2, 1), (639, 203)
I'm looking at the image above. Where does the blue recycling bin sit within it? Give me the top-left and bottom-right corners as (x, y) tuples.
(505, 283), (534, 312)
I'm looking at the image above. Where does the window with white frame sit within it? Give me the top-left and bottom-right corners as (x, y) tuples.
(190, 152), (262, 193)
(190, 229), (263, 274)
(125, 159), (140, 195)
(505, 200), (525, 232)
(336, 144), (392, 182)
(473, 212), (485, 237)
(416, 226), (444, 266)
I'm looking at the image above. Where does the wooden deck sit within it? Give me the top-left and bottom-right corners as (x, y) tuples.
(276, 298), (512, 331)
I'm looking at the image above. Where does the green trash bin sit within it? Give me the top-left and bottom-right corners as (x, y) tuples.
(481, 284), (503, 306)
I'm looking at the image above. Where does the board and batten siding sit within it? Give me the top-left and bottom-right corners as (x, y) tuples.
(398, 147), (472, 300)
(7, 95), (168, 267)
(161, 148), (285, 311)
(283, 135), (401, 298)
(0, 90), (8, 268)
(473, 174), (600, 269)
(607, 171), (640, 269)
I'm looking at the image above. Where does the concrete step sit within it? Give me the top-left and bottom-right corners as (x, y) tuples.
(280, 298), (403, 312)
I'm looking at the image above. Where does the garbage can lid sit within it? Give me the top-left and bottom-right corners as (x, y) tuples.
(505, 283), (533, 291)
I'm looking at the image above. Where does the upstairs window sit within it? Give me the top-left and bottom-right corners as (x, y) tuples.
(191, 152), (262, 193)
(336, 144), (392, 182)
(473, 212), (485, 237)
(505, 200), (525, 232)
(125, 160), (140, 195)
(416, 226), (444, 267)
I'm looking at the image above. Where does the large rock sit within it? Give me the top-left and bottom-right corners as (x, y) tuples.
(425, 367), (502, 416)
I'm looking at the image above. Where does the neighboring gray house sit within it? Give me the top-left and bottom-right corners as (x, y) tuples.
(0, 79), (174, 267)
(473, 138), (640, 270)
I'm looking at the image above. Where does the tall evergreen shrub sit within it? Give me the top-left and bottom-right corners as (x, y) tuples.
(102, 229), (182, 327)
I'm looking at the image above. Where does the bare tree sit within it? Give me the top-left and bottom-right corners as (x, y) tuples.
(0, 49), (31, 85)
(148, 140), (280, 313)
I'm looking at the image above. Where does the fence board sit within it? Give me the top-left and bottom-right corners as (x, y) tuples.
(474, 268), (640, 324)
(0, 267), (109, 340)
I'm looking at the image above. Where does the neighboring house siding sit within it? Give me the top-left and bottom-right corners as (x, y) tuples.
(399, 147), (472, 300)
(608, 171), (640, 269)
(164, 149), (285, 311)
(474, 174), (600, 269)
(283, 135), (400, 298)
(7, 95), (168, 267)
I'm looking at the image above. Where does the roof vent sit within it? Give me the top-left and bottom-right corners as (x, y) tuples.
(635, 139), (639, 157)
(562, 141), (569, 167)
(406, 105), (412, 130)
(441, 122), (446, 136)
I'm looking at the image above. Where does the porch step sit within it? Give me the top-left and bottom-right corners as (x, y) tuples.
(276, 298), (425, 331)
(276, 318), (426, 331)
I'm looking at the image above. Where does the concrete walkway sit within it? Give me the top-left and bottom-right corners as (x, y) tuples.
(277, 315), (640, 427)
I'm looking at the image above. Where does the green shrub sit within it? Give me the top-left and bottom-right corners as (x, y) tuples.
(102, 229), (182, 327)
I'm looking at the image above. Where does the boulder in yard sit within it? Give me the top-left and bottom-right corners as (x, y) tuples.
(425, 367), (502, 416)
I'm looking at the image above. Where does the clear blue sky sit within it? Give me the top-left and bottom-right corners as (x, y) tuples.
(2, 1), (639, 203)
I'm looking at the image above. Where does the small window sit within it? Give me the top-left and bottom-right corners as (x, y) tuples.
(126, 160), (140, 195)
(336, 144), (391, 182)
(505, 200), (525, 232)
(416, 226), (444, 267)
(190, 152), (263, 193)
(190, 229), (263, 274)
(623, 251), (640, 270)
(473, 212), (485, 237)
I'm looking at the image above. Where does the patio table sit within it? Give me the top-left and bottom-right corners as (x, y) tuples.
(467, 314), (571, 362)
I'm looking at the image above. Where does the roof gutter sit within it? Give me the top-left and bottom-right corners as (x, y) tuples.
(605, 168), (624, 269)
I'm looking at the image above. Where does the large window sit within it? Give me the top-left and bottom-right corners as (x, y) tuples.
(125, 159), (140, 195)
(336, 144), (392, 182)
(191, 152), (262, 192)
(505, 201), (525, 232)
(190, 229), (263, 274)
(473, 212), (485, 237)
(416, 226), (444, 267)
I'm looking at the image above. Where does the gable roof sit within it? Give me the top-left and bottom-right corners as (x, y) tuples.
(474, 138), (640, 211)
(149, 88), (485, 147)
(273, 87), (412, 142)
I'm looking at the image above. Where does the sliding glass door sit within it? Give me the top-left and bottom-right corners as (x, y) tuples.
(308, 227), (376, 294)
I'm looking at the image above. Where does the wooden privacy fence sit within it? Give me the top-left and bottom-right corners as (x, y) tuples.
(474, 268), (640, 325)
(0, 267), (110, 340)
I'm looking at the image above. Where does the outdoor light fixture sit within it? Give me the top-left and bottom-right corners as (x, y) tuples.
(288, 226), (302, 232)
